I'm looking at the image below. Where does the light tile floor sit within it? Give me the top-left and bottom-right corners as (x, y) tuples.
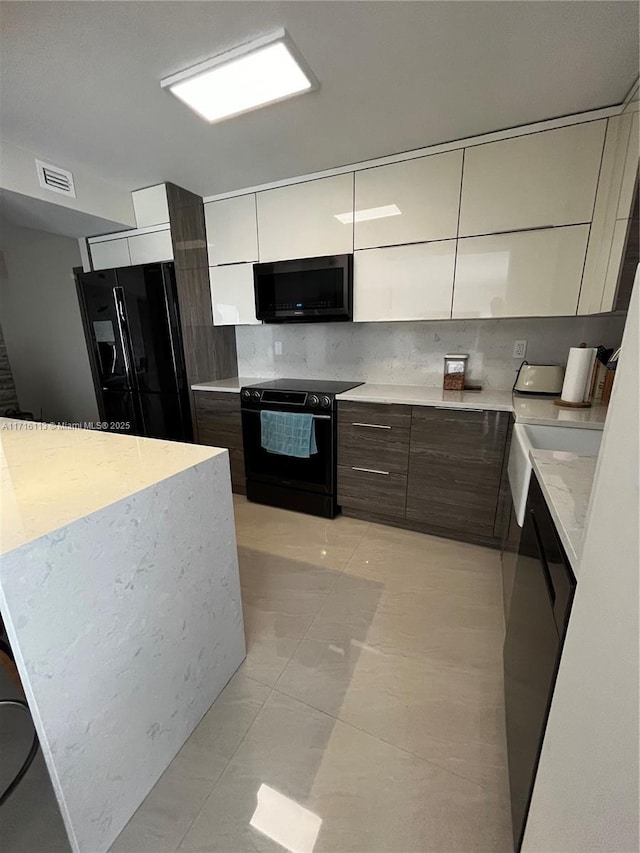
(113, 496), (513, 853)
(2, 496), (513, 852)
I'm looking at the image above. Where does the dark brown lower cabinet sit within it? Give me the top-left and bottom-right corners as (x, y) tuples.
(337, 466), (407, 518)
(337, 401), (511, 547)
(406, 407), (510, 543)
(193, 390), (246, 494)
(504, 474), (576, 851)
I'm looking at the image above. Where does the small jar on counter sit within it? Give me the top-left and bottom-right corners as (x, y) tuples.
(443, 353), (469, 391)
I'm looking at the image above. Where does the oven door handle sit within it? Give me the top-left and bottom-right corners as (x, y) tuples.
(241, 409), (332, 420)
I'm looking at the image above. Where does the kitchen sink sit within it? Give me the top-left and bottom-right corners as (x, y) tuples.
(508, 423), (602, 526)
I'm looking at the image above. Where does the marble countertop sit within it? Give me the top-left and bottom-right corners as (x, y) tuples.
(513, 396), (608, 430)
(530, 449), (598, 572)
(0, 419), (224, 555)
(191, 377), (513, 411)
(191, 377), (264, 393)
(189, 377), (608, 428)
(335, 383), (514, 411)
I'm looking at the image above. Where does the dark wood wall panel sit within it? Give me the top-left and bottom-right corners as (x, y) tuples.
(166, 183), (238, 390)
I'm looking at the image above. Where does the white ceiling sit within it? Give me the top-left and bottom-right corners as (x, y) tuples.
(1, 1), (638, 200)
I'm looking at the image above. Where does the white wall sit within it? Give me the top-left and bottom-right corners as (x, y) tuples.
(0, 139), (135, 231)
(236, 314), (627, 389)
(523, 272), (639, 851)
(0, 221), (99, 423)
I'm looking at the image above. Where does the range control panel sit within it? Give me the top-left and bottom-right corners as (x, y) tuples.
(240, 387), (334, 412)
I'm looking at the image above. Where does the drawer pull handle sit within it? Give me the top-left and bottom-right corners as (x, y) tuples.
(351, 422), (392, 429)
(352, 466), (390, 476)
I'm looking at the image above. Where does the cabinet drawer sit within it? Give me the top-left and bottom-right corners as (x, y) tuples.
(409, 406), (508, 462)
(338, 422), (409, 474)
(196, 409), (243, 451)
(193, 390), (241, 414)
(338, 401), (411, 430)
(337, 465), (407, 518)
(194, 392), (243, 453)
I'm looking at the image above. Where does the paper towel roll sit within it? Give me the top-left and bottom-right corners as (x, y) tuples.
(561, 347), (597, 403)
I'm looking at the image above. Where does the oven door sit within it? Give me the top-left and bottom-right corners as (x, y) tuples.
(242, 409), (334, 495)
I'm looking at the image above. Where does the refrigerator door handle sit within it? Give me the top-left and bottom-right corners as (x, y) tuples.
(161, 277), (183, 392)
(160, 265), (192, 440)
(113, 286), (136, 390)
(113, 285), (147, 433)
(112, 286), (132, 387)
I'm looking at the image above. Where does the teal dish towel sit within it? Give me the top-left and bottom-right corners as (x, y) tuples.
(260, 410), (318, 458)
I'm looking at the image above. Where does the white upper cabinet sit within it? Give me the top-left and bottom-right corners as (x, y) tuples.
(132, 185), (169, 228)
(579, 111), (639, 314)
(452, 225), (589, 319)
(354, 241), (456, 322)
(90, 227), (173, 270)
(90, 237), (131, 271)
(354, 151), (463, 249)
(205, 194), (258, 266)
(616, 109), (639, 219)
(127, 228), (173, 266)
(210, 264), (260, 326)
(256, 174), (354, 262)
(459, 121), (607, 237)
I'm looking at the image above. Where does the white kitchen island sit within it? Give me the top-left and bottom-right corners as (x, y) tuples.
(0, 419), (245, 853)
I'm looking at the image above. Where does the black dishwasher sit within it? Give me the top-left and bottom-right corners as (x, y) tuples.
(504, 474), (576, 851)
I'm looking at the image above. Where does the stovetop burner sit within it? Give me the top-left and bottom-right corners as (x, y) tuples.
(248, 378), (363, 395)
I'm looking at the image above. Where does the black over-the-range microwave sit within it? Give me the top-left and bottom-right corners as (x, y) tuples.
(253, 254), (353, 323)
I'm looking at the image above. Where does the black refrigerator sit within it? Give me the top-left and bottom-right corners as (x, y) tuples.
(75, 262), (192, 442)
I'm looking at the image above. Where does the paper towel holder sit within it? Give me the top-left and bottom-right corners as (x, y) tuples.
(554, 341), (593, 408)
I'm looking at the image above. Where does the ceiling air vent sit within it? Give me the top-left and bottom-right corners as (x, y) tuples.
(35, 159), (76, 198)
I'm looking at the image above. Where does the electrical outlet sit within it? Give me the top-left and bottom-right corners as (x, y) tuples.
(513, 340), (527, 359)
(274, 341), (283, 356)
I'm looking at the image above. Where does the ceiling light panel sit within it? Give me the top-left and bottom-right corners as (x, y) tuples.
(161, 29), (317, 123)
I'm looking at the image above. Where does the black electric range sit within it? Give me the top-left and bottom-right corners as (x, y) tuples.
(240, 378), (363, 517)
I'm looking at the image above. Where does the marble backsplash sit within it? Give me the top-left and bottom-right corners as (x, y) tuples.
(235, 314), (628, 389)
